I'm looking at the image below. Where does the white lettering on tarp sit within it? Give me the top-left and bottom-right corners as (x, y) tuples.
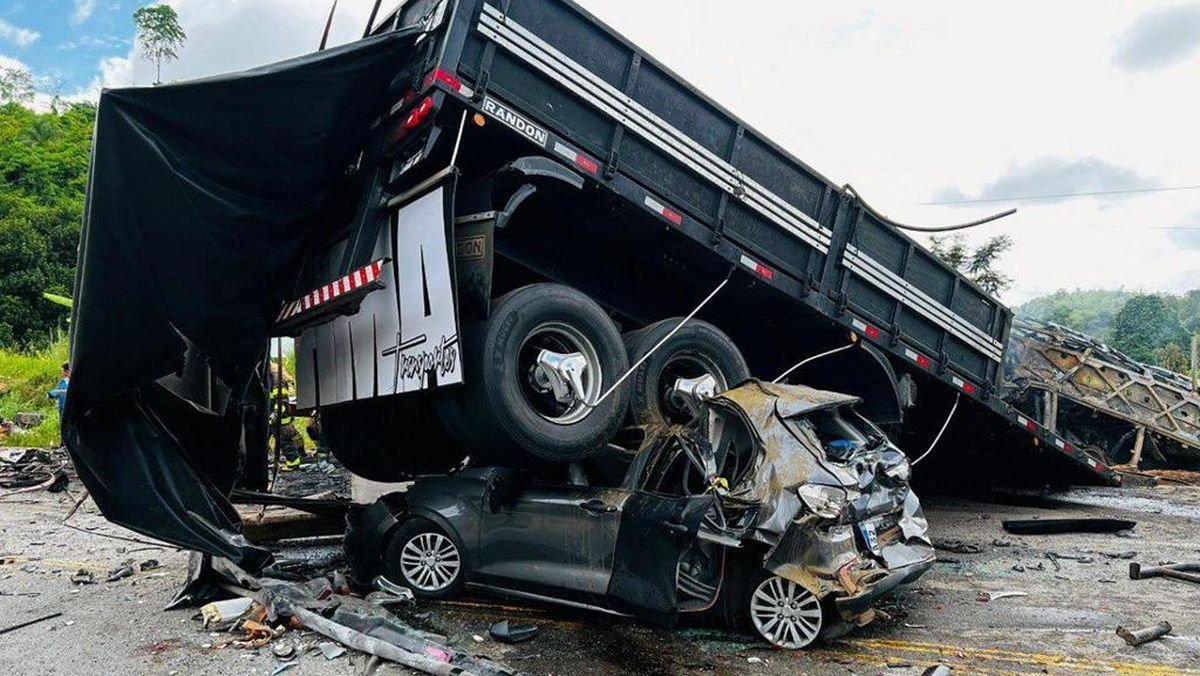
(482, 97), (549, 146)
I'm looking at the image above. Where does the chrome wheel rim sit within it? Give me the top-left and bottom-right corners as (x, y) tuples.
(749, 576), (822, 649)
(519, 321), (603, 425)
(399, 532), (461, 592)
(660, 353), (726, 424)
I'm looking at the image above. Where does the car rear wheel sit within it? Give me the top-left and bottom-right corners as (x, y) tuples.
(384, 518), (464, 600)
(746, 573), (824, 649)
(436, 283), (630, 463)
(623, 318), (750, 427)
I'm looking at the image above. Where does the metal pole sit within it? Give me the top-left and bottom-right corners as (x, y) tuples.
(1191, 334), (1197, 392)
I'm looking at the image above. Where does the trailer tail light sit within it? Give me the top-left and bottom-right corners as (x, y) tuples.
(404, 96), (435, 131)
(424, 68), (463, 93)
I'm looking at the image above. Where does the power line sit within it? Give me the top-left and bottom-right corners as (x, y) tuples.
(924, 184), (1200, 206)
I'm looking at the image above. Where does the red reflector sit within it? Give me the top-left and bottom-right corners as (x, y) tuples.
(915, 354), (931, 368)
(1095, 463), (1107, 473)
(424, 68), (461, 92)
(864, 326), (881, 340)
(662, 207), (683, 225)
(575, 154), (599, 175)
(963, 382), (977, 394)
(1063, 442), (1075, 453)
(1026, 420), (1038, 432)
(755, 264), (775, 280)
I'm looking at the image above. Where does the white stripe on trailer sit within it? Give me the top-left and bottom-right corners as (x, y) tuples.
(553, 141), (577, 164)
(904, 348), (931, 368)
(739, 254), (774, 280)
(478, 8), (833, 254)
(950, 375), (978, 395)
(845, 245), (1004, 360)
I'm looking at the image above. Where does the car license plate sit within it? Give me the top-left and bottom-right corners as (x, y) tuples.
(859, 519), (881, 554)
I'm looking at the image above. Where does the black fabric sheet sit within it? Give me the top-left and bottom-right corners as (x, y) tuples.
(65, 30), (423, 567)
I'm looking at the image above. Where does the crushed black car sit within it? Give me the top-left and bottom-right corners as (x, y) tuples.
(349, 380), (935, 649)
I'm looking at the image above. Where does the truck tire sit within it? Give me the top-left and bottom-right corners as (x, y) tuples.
(623, 318), (750, 427)
(436, 283), (630, 463)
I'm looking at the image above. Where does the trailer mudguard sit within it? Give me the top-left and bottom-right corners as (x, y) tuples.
(66, 29), (427, 567)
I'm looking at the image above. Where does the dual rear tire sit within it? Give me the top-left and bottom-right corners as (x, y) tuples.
(437, 283), (751, 463)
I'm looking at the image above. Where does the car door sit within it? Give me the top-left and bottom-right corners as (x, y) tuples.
(475, 484), (630, 597)
(605, 492), (716, 621)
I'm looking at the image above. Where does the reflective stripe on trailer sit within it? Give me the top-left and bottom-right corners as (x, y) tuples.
(1016, 414), (1038, 432)
(739, 254), (775, 280)
(850, 318), (882, 340)
(950, 376), (978, 395)
(643, 196), (683, 225)
(1053, 436), (1075, 453)
(552, 141), (599, 175)
(277, 259), (384, 323)
(904, 348), (931, 369)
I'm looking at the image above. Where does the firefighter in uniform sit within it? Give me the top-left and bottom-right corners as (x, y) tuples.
(269, 368), (305, 471)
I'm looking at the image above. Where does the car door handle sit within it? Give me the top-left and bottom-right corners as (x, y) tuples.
(580, 499), (616, 514)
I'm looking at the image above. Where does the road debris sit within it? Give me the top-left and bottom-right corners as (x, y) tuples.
(1002, 519), (1136, 535)
(934, 540), (982, 554)
(318, 642), (347, 660)
(977, 591), (1028, 602)
(1129, 561), (1200, 585)
(0, 612), (64, 636)
(1116, 620), (1172, 647)
(490, 620), (539, 644)
(106, 562), (135, 582)
(200, 597), (256, 630)
(70, 569), (95, 585)
(139, 559), (161, 571)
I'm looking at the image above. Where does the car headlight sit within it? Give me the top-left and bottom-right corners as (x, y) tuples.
(797, 484), (847, 520)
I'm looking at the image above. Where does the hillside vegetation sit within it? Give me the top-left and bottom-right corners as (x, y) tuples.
(0, 340), (67, 447)
(1017, 289), (1200, 373)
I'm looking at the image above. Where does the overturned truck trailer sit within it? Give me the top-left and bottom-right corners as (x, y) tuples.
(66, 0), (1117, 566)
(1008, 319), (1200, 471)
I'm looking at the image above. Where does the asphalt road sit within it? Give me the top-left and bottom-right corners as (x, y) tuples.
(1, 479), (1198, 675)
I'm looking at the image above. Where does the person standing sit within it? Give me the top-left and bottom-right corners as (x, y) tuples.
(48, 363), (70, 418)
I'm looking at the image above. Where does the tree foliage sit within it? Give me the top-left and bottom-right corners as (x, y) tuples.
(0, 102), (95, 349)
(1018, 289), (1138, 338)
(0, 68), (35, 106)
(133, 4), (187, 84)
(1108, 294), (1188, 364)
(929, 234), (1013, 295)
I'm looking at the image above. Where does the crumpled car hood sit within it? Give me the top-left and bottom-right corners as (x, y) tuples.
(701, 380), (934, 621)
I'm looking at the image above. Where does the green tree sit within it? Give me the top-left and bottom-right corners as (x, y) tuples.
(929, 234), (1014, 295)
(1155, 342), (1190, 374)
(0, 102), (96, 348)
(133, 4), (187, 85)
(0, 67), (35, 105)
(1109, 294), (1188, 364)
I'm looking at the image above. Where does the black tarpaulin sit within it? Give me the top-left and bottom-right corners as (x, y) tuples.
(65, 29), (424, 568)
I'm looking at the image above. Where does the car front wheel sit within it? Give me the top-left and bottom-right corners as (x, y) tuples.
(384, 518), (464, 600)
(747, 573), (824, 649)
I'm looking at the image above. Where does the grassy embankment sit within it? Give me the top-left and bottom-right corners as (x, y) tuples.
(0, 340), (67, 447)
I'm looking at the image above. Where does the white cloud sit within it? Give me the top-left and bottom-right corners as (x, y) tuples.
(1113, 3), (1200, 72)
(0, 18), (40, 48)
(72, 0), (99, 26)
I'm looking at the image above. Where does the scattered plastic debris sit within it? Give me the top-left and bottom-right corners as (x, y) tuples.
(977, 591), (1028, 602)
(1002, 519), (1136, 535)
(318, 642), (347, 660)
(70, 569), (95, 585)
(490, 620), (539, 644)
(200, 598), (255, 630)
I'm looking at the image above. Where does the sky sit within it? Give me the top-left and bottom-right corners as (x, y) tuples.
(2, 1), (1199, 306)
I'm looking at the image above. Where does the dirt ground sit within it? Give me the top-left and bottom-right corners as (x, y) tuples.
(2, 472), (1199, 675)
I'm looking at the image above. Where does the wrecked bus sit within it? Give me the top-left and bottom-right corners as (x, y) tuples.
(66, 0), (1114, 639)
